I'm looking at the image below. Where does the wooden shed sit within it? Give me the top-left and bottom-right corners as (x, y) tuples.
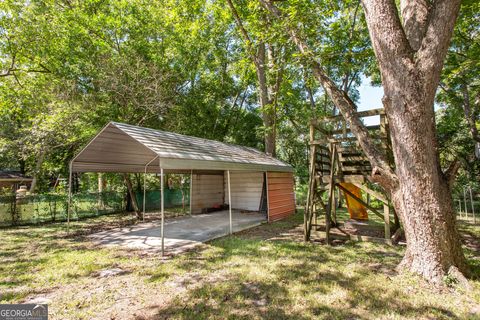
(69, 122), (295, 253)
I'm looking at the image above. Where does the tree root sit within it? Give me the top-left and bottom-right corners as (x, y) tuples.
(448, 266), (472, 291)
(396, 250), (471, 290)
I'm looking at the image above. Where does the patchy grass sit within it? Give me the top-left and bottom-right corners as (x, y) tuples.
(1, 211), (479, 319)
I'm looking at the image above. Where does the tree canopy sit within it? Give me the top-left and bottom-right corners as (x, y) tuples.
(0, 0), (478, 201)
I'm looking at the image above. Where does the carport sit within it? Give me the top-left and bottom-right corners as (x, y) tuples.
(68, 122), (295, 255)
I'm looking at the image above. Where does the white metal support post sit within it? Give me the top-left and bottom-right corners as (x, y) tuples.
(67, 161), (73, 233)
(470, 187), (476, 223)
(160, 165), (165, 256)
(143, 156), (159, 222)
(189, 170), (193, 215)
(143, 171), (146, 222)
(227, 170), (232, 234)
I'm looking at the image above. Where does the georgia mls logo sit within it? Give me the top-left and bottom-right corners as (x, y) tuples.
(31, 305), (47, 318)
(0, 304), (48, 320)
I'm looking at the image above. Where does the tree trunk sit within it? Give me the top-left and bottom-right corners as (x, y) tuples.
(98, 173), (104, 210)
(29, 150), (45, 194)
(124, 173), (141, 219)
(259, 0), (468, 284)
(225, 0), (278, 157)
(461, 84), (480, 144)
(361, 0), (468, 283)
(256, 42), (276, 157)
(386, 95), (467, 282)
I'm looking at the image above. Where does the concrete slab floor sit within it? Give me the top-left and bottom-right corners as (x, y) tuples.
(88, 210), (266, 254)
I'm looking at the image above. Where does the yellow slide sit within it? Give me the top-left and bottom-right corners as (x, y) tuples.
(340, 183), (368, 220)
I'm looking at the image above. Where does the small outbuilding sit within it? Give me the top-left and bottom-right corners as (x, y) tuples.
(0, 171), (33, 191)
(69, 122), (296, 253)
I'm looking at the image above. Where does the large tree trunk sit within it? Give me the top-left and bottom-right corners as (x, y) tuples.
(361, 0), (467, 283)
(386, 94), (467, 281)
(259, 0), (468, 284)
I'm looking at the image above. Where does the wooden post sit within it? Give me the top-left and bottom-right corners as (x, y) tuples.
(464, 188), (468, 219)
(227, 170), (232, 234)
(160, 165), (165, 256)
(326, 143), (337, 245)
(332, 186), (337, 226)
(305, 123), (316, 241)
(383, 204), (391, 244)
(337, 187), (343, 209)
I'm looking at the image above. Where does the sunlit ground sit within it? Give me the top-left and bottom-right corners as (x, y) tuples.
(1, 211), (479, 319)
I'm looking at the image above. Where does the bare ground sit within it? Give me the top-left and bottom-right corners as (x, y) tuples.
(2, 212), (480, 319)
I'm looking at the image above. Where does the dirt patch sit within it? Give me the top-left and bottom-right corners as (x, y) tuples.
(461, 229), (480, 255)
(235, 221), (304, 242)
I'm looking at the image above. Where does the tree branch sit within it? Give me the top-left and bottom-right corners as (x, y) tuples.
(361, 0), (413, 69)
(417, 0), (461, 78)
(461, 84), (480, 143)
(259, 0), (398, 189)
(443, 158), (461, 190)
(226, 0), (261, 68)
(400, 0), (429, 51)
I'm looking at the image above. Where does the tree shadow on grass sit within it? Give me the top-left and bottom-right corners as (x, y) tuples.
(140, 235), (464, 320)
(140, 277), (317, 320)
(141, 266), (461, 320)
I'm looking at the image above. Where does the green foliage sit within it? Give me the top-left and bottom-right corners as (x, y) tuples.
(0, 0), (265, 190)
(0, 0), (477, 194)
(436, 0), (480, 187)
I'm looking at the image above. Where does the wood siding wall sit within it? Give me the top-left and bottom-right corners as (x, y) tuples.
(224, 171), (263, 211)
(191, 174), (224, 214)
(267, 172), (295, 222)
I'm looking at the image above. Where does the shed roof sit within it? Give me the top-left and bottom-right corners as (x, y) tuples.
(72, 122), (293, 173)
(0, 171), (33, 181)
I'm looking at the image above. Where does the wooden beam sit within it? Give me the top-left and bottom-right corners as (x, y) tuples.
(314, 231), (394, 245)
(331, 124), (381, 135)
(336, 183), (388, 223)
(305, 124), (317, 241)
(383, 204), (391, 244)
(309, 120), (331, 135)
(339, 154), (370, 162)
(351, 183), (388, 204)
(320, 108), (386, 121)
(326, 143), (338, 245)
(320, 175), (366, 184)
(330, 136), (388, 143)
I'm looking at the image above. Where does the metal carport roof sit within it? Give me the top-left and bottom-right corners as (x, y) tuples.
(71, 122), (293, 173)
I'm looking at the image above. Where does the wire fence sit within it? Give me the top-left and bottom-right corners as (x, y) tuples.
(453, 187), (479, 224)
(134, 189), (188, 211)
(0, 192), (126, 226)
(0, 188), (190, 227)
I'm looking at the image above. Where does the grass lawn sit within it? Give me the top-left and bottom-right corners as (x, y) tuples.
(1, 211), (479, 319)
